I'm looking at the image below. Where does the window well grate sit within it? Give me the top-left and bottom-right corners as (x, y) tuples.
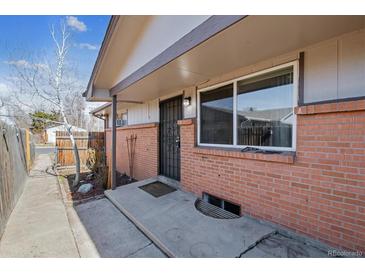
(195, 198), (240, 219)
(202, 192), (241, 216)
(139, 181), (177, 198)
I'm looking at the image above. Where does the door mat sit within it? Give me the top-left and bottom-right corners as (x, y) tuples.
(139, 181), (177, 198)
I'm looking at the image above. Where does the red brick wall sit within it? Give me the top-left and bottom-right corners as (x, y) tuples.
(105, 123), (159, 180)
(179, 100), (365, 252)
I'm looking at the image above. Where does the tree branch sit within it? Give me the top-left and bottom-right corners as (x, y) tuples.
(0, 114), (64, 125)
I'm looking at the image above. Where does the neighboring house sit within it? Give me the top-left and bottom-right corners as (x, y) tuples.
(85, 16), (365, 252)
(45, 125), (87, 144)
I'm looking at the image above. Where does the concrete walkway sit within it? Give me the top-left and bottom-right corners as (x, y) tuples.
(74, 198), (166, 257)
(0, 153), (166, 258)
(0, 154), (80, 257)
(105, 176), (332, 258)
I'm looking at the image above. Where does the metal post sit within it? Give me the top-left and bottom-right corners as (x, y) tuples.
(111, 95), (117, 190)
(103, 114), (108, 166)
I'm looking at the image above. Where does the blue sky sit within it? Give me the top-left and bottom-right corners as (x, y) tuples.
(0, 15), (110, 98)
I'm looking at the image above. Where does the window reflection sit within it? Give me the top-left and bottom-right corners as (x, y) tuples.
(237, 67), (293, 147)
(200, 84), (233, 144)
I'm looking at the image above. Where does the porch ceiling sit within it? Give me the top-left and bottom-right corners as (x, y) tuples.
(97, 16), (365, 103)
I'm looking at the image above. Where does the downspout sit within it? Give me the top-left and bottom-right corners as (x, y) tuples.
(90, 113), (106, 126)
(90, 112), (107, 167)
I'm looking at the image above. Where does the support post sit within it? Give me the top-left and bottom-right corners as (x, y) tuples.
(111, 95), (117, 190)
(104, 114), (108, 167)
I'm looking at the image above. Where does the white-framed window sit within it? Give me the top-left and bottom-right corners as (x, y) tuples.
(197, 61), (298, 151)
(116, 112), (128, 127)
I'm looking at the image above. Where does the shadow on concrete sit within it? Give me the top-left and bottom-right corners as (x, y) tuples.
(73, 198), (166, 258)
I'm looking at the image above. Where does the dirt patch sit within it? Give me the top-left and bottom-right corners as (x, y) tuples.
(57, 168), (137, 204)
(116, 171), (137, 187)
(58, 168), (105, 203)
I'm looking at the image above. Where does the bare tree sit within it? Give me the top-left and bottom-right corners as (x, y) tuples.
(6, 22), (82, 186)
(63, 91), (87, 128)
(50, 24), (81, 186)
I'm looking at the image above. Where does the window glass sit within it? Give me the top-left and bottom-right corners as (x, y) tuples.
(116, 112), (128, 127)
(237, 67), (293, 147)
(200, 84), (233, 144)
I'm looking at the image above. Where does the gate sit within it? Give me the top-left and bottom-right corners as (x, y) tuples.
(159, 96), (182, 181)
(56, 131), (104, 166)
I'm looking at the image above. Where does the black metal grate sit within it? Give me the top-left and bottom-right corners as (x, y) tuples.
(195, 198), (240, 219)
(159, 96), (182, 181)
(139, 181), (177, 198)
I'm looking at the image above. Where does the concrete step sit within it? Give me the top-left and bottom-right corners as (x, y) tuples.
(104, 177), (277, 258)
(105, 190), (174, 257)
(74, 198), (167, 258)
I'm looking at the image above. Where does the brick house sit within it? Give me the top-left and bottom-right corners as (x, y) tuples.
(85, 16), (365, 252)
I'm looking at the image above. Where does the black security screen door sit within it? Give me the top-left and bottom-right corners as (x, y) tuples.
(159, 96), (182, 181)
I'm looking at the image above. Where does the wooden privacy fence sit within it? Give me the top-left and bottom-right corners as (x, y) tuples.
(55, 131), (104, 166)
(0, 120), (35, 237)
